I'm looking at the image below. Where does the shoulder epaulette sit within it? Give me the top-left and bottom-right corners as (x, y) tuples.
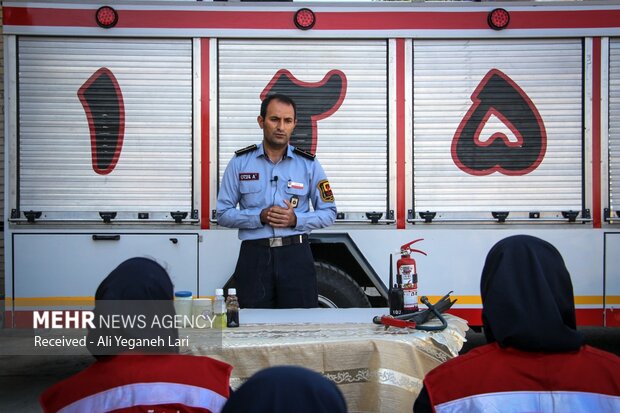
(235, 144), (258, 156)
(293, 147), (316, 160)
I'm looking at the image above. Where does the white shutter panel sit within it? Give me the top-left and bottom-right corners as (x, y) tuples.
(413, 39), (583, 221)
(18, 37), (193, 221)
(610, 38), (620, 222)
(218, 39), (388, 221)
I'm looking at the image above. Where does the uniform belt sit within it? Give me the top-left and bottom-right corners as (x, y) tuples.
(246, 234), (308, 248)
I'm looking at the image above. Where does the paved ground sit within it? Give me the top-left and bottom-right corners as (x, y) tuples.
(1, 327), (618, 412)
(0, 354), (92, 412)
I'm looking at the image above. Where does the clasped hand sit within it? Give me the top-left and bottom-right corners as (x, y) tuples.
(260, 200), (297, 228)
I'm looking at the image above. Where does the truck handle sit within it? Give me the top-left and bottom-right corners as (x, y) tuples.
(92, 234), (121, 241)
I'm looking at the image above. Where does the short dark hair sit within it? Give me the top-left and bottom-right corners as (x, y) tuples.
(260, 93), (297, 119)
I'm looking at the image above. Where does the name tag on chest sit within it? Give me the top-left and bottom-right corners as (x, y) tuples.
(239, 173), (259, 181)
(288, 181), (304, 190)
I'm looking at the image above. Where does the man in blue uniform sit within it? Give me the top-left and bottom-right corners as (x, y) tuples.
(216, 94), (337, 308)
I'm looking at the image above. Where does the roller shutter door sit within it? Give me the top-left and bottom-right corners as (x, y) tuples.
(413, 39), (583, 221)
(218, 39), (388, 221)
(610, 38), (620, 222)
(17, 37), (193, 221)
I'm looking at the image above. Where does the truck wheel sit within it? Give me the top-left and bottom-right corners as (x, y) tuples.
(315, 261), (371, 308)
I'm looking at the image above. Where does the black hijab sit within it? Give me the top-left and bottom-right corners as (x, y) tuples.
(86, 257), (179, 357)
(481, 235), (583, 352)
(222, 366), (348, 413)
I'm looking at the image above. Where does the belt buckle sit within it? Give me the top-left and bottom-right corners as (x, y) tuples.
(269, 237), (283, 248)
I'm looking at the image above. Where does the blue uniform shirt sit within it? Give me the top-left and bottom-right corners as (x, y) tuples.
(216, 143), (337, 240)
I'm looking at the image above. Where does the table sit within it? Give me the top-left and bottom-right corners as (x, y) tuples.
(183, 311), (468, 413)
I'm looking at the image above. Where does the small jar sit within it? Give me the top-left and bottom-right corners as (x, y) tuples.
(192, 298), (213, 329)
(174, 291), (193, 327)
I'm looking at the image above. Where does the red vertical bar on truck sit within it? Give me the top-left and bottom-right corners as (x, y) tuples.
(592, 37), (601, 229)
(201, 38), (210, 229)
(396, 38), (406, 229)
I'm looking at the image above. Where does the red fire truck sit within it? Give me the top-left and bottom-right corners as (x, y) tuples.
(2, 0), (620, 326)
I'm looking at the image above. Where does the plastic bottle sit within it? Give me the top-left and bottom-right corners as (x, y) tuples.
(213, 288), (227, 329)
(226, 288), (240, 328)
(192, 298), (212, 329)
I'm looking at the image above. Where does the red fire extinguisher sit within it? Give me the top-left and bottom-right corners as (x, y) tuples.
(397, 238), (427, 313)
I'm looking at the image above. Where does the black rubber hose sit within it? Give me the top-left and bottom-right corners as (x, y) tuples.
(415, 296), (448, 331)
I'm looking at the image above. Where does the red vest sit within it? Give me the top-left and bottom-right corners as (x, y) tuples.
(40, 354), (232, 413)
(423, 343), (620, 413)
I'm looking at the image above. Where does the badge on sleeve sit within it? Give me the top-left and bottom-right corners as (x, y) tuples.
(317, 180), (334, 202)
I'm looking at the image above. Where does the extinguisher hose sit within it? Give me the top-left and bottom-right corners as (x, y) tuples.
(415, 296), (448, 331)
